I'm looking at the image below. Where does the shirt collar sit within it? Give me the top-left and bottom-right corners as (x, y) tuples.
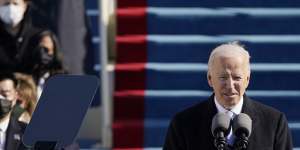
(0, 116), (10, 132)
(214, 96), (243, 115)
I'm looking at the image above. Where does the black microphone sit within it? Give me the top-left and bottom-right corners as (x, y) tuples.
(211, 113), (231, 150)
(233, 113), (252, 150)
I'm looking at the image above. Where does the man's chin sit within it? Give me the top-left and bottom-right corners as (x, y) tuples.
(223, 96), (239, 108)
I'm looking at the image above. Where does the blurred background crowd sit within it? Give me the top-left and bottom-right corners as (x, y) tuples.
(0, 0), (101, 149)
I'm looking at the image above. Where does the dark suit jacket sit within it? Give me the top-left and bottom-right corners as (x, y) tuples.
(5, 116), (29, 150)
(163, 94), (293, 150)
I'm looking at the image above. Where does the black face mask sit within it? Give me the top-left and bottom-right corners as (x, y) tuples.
(41, 47), (54, 65)
(0, 98), (12, 119)
(36, 46), (54, 66)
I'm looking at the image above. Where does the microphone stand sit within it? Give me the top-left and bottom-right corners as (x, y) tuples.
(233, 133), (249, 150)
(214, 132), (228, 150)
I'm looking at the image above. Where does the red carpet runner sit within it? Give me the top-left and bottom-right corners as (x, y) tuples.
(114, 0), (147, 149)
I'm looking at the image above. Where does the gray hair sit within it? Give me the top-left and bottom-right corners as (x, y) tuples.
(207, 41), (251, 74)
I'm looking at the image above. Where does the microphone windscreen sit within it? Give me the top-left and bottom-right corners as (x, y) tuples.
(233, 113), (252, 137)
(211, 112), (231, 137)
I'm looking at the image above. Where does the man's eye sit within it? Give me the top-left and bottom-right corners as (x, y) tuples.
(219, 76), (227, 80)
(234, 76), (242, 80)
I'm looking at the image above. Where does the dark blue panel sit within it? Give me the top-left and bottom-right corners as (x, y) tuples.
(84, 0), (101, 107)
(23, 75), (99, 148)
(147, 0), (300, 8)
(89, 16), (100, 37)
(147, 41), (212, 63)
(292, 129), (300, 147)
(144, 119), (170, 147)
(92, 43), (100, 63)
(255, 97), (300, 122)
(85, 0), (99, 9)
(146, 70), (300, 90)
(145, 96), (207, 119)
(147, 42), (300, 63)
(146, 69), (209, 90)
(246, 42), (300, 63)
(247, 71), (300, 90)
(148, 14), (300, 35)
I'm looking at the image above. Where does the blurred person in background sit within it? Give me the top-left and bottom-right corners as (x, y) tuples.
(0, 0), (63, 76)
(12, 72), (37, 124)
(31, 30), (66, 98)
(31, 0), (95, 74)
(0, 72), (28, 150)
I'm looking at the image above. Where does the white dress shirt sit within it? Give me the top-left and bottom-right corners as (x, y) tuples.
(37, 72), (50, 100)
(0, 117), (10, 150)
(214, 96), (243, 145)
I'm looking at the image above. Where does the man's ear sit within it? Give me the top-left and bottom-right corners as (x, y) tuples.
(245, 74), (250, 88)
(207, 72), (213, 87)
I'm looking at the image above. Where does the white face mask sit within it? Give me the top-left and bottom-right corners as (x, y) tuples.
(0, 4), (26, 27)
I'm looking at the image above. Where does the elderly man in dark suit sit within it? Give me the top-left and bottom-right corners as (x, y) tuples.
(163, 42), (293, 150)
(0, 73), (28, 150)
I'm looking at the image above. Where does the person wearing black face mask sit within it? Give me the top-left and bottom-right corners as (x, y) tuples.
(37, 46), (54, 66)
(0, 95), (13, 119)
(0, 0), (58, 75)
(31, 30), (66, 98)
(0, 72), (29, 150)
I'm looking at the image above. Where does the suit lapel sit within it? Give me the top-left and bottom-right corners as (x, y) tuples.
(207, 94), (218, 119)
(204, 94), (218, 149)
(5, 117), (22, 150)
(241, 95), (259, 147)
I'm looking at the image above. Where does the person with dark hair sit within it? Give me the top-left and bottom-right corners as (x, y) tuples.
(31, 30), (66, 97)
(0, 72), (29, 150)
(0, 0), (64, 76)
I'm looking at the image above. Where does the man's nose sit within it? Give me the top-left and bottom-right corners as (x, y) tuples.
(225, 78), (235, 89)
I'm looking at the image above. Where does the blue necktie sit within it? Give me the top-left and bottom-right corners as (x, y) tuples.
(226, 110), (236, 146)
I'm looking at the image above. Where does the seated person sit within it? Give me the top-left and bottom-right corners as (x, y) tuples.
(0, 72), (28, 150)
(31, 31), (66, 98)
(12, 72), (37, 124)
(0, 0), (60, 75)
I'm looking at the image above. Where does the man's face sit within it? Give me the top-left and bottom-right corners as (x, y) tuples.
(0, 79), (18, 105)
(208, 56), (250, 109)
(0, 0), (27, 27)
